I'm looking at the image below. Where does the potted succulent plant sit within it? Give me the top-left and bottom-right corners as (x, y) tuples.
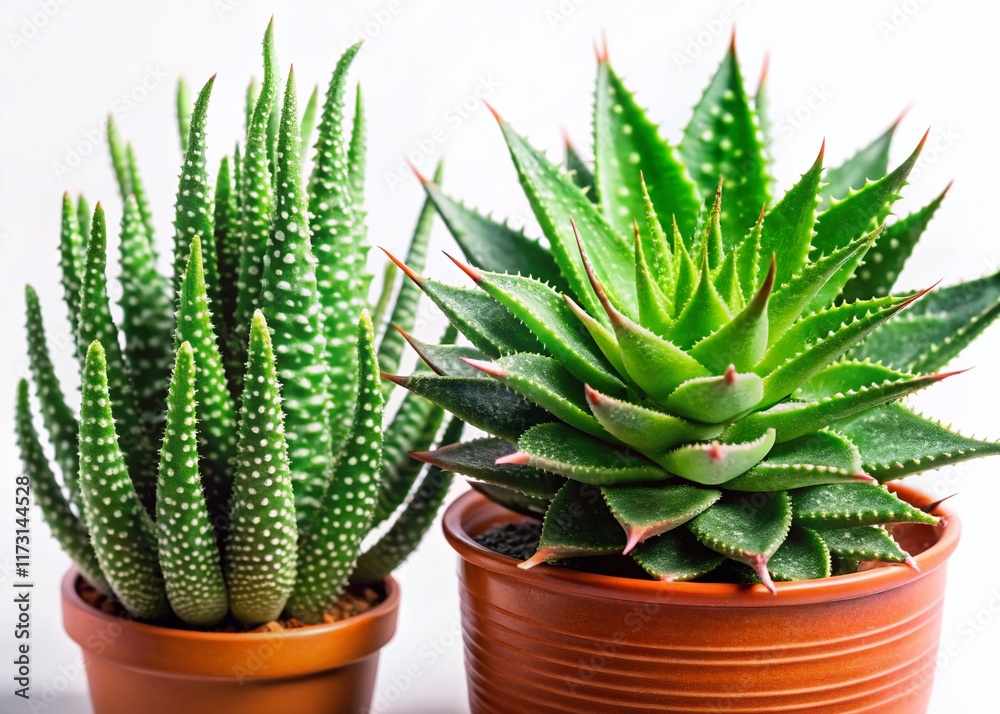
(387, 38), (1000, 712)
(16, 21), (462, 714)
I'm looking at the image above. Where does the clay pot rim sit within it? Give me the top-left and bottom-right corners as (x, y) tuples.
(61, 567), (399, 644)
(443, 482), (960, 607)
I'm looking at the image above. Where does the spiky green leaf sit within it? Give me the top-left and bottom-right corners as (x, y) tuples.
(155, 343), (227, 627)
(78, 342), (168, 620)
(790, 482), (939, 529)
(225, 311), (298, 626)
(289, 312), (384, 623)
(413, 438), (563, 499)
(514, 422), (669, 485)
(594, 58), (700, 238)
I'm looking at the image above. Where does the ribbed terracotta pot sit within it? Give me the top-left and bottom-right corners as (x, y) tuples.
(443, 483), (958, 714)
(61, 569), (399, 714)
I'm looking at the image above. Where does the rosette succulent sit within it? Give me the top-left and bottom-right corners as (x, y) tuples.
(16, 22), (461, 627)
(388, 39), (1000, 590)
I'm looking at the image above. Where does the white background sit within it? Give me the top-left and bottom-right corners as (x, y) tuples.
(2, 1), (999, 712)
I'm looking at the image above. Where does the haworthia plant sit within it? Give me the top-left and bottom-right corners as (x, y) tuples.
(19, 23), (461, 628)
(402, 41), (1000, 591)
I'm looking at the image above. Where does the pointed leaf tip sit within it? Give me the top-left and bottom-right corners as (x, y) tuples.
(572, 219), (616, 320)
(518, 550), (550, 570)
(409, 160), (431, 184)
(380, 371), (408, 387)
(902, 280), (941, 309)
(755, 255), (777, 305)
(594, 32), (609, 63)
(444, 252), (483, 282)
(758, 52), (770, 87)
(920, 493), (957, 514)
(622, 528), (647, 556)
(495, 451), (531, 466)
(484, 101), (503, 123)
(460, 357), (508, 379)
(583, 383), (604, 406)
(917, 128), (930, 152)
(723, 365), (737, 385)
(380, 247), (424, 284)
(905, 555), (920, 572)
(931, 367), (972, 382)
(749, 554), (778, 594)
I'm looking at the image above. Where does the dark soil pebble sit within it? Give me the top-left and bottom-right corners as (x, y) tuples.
(474, 521), (541, 561)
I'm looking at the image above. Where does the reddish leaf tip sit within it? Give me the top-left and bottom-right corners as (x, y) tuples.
(573, 219), (618, 324)
(444, 251), (483, 282)
(916, 128), (930, 152)
(484, 101), (504, 123)
(904, 555), (920, 572)
(748, 554), (776, 594)
(583, 383), (604, 407)
(518, 548), (553, 570)
(379, 371), (408, 387)
(932, 367), (972, 382)
(409, 442), (462, 468)
(622, 528), (647, 556)
(380, 247), (424, 285)
(398, 328), (449, 376)
(758, 52), (770, 88)
(920, 493), (957, 514)
(559, 126), (573, 149)
(495, 451), (531, 467)
(707, 443), (725, 461)
(902, 280), (941, 308)
(817, 138), (826, 163)
(408, 160), (431, 185)
(461, 357), (508, 379)
(750, 255), (777, 310)
(408, 449), (434, 465)
(852, 473), (879, 484)
(893, 105), (912, 128)
(942, 179), (955, 196)
(594, 31), (609, 63)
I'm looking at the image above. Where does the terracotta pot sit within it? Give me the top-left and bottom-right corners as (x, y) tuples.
(443, 483), (959, 714)
(61, 569), (399, 714)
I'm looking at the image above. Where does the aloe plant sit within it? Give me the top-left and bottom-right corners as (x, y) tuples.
(392, 40), (1000, 591)
(17, 22), (461, 627)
